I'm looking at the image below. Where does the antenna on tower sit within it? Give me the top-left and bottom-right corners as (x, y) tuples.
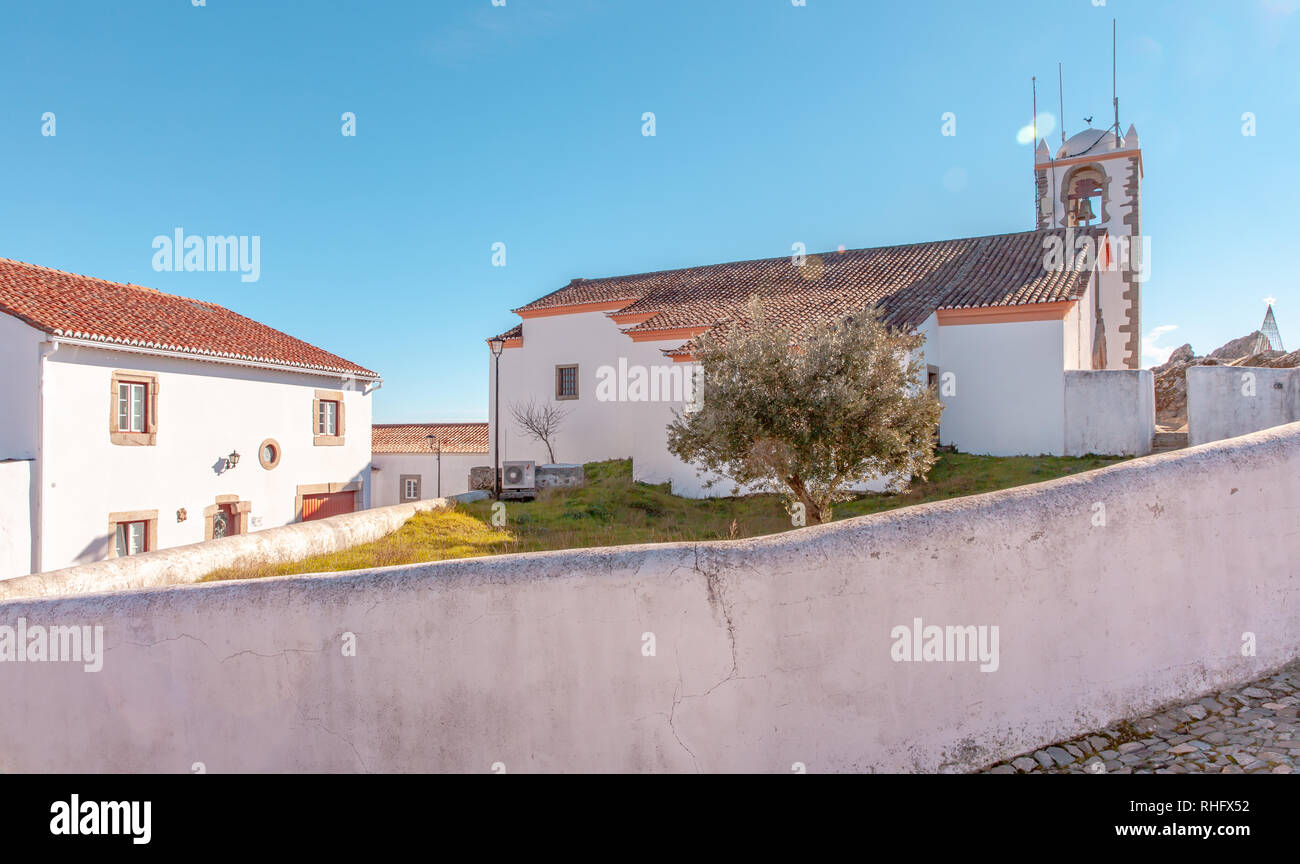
(1113, 18), (1121, 138)
(1058, 62), (1068, 148)
(1032, 76), (1038, 144)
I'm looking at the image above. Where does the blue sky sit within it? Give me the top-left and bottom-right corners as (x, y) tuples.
(2, 0), (1296, 421)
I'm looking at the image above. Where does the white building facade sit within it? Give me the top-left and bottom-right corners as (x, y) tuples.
(0, 259), (379, 578)
(371, 423), (489, 505)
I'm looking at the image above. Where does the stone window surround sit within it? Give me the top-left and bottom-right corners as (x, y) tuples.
(107, 509), (159, 558)
(400, 474), (422, 501)
(258, 438), (282, 470)
(555, 364), (579, 401)
(204, 495), (252, 540)
(294, 481), (363, 522)
(109, 369), (159, 446)
(312, 389), (347, 446)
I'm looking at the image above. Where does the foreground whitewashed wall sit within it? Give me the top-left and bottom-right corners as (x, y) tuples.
(0, 423), (1296, 773)
(0, 461), (33, 581)
(1187, 365), (1299, 447)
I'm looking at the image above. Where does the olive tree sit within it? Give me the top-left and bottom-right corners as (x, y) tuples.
(666, 298), (942, 524)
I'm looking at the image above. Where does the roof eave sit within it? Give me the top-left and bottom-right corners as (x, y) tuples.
(47, 331), (382, 382)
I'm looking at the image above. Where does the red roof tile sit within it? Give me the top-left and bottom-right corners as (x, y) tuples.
(0, 257), (379, 379)
(372, 423), (489, 454)
(496, 228), (1106, 351)
(511, 279), (647, 315)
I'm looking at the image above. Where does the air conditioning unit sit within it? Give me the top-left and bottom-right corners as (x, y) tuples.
(502, 460), (536, 491)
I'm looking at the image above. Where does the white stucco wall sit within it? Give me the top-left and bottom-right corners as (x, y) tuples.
(490, 311), (677, 467)
(1094, 265), (1129, 371)
(37, 344), (374, 571)
(1063, 370), (1155, 456)
(0, 461), (33, 580)
(0, 315), (41, 461)
(0, 422), (1294, 773)
(370, 452), (487, 506)
(936, 318), (1066, 456)
(1187, 365), (1300, 446)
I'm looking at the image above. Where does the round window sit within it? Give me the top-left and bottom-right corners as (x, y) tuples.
(258, 438), (282, 470)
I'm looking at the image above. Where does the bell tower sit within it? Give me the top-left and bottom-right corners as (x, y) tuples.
(1034, 125), (1144, 369)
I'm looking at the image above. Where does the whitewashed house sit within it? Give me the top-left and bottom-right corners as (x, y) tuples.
(0, 258), (380, 578)
(487, 128), (1153, 497)
(370, 423), (488, 505)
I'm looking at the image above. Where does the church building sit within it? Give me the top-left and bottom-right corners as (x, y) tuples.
(486, 124), (1154, 497)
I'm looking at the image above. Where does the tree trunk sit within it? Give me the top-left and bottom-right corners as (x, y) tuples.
(786, 476), (829, 525)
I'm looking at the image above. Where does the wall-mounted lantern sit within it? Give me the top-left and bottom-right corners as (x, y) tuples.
(225, 450), (241, 470)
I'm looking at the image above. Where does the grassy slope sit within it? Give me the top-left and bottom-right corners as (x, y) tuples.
(200, 452), (1127, 583)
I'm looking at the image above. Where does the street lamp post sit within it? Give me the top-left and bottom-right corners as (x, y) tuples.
(425, 434), (442, 498)
(488, 337), (505, 498)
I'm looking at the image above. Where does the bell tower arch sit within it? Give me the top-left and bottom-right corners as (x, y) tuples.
(1034, 125), (1144, 368)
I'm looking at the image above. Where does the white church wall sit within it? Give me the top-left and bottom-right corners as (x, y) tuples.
(489, 311), (676, 468)
(937, 318), (1066, 456)
(1095, 265), (1129, 370)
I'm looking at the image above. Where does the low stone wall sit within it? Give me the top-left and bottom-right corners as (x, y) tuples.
(1187, 365), (1299, 446)
(0, 424), (1296, 772)
(1063, 369), (1154, 456)
(0, 499), (446, 602)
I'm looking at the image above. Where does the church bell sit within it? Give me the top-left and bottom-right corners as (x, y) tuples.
(1072, 196), (1096, 225)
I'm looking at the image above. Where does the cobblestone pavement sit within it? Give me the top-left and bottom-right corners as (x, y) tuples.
(983, 662), (1300, 774)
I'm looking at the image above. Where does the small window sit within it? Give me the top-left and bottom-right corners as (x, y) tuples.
(115, 521), (147, 556)
(110, 370), (158, 445)
(312, 390), (347, 446)
(400, 474), (422, 502)
(556, 365), (579, 400)
(118, 383), (147, 432)
(258, 438), (282, 470)
(318, 400), (339, 436)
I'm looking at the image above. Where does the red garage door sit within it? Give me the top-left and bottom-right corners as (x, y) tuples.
(302, 491), (356, 521)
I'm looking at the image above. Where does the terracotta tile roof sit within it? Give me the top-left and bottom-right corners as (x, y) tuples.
(617, 228), (1105, 341)
(0, 257), (379, 379)
(511, 278), (648, 314)
(487, 323), (522, 343)
(372, 423), (489, 454)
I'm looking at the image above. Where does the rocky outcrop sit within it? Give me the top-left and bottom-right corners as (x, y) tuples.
(1153, 331), (1299, 430)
